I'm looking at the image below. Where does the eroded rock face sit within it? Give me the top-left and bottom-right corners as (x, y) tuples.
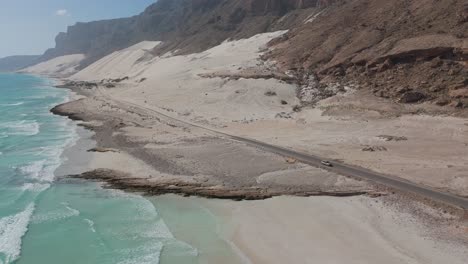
(247, 0), (319, 14)
(38, 0), (322, 68)
(266, 0), (467, 107)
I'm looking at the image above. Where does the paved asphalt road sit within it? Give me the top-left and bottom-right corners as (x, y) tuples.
(99, 88), (468, 211)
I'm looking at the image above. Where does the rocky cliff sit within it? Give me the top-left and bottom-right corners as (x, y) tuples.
(37, 0), (467, 107)
(39, 0), (325, 68)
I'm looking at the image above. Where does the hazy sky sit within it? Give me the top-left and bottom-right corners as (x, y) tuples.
(0, 0), (155, 58)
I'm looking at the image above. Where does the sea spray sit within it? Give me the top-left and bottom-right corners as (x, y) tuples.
(0, 73), (79, 263)
(0, 204), (35, 264)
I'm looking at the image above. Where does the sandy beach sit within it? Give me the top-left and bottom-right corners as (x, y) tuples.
(23, 30), (467, 262)
(204, 195), (468, 264)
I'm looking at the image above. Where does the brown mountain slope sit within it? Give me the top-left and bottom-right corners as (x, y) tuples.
(266, 0), (468, 107)
(40, 0), (329, 68)
(38, 0), (467, 107)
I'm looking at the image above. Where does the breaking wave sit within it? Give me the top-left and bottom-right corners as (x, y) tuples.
(0, 102), (24, 107)
(0, 204), (35, 264)
(31, 204), (80, 224)
(0, 121), (40, 137)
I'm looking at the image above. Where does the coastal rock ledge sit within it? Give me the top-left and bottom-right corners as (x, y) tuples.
(71, 169), (373, 201)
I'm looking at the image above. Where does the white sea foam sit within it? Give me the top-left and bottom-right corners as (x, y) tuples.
(146, 219), (174, 239)
(18, 160), (46, 179)
(19, 147), (68, 183)
(20, 183), (50, 193)
(0, 80), (82, 263)
(117, 243), (164, 264)
(0, 204), (35, 264)
(14, 114), (79, 185)
(0, 120), (40, 136)
(31, 203), (80, 224)
(84, 219), (96, 233)
(104, 190), (183, 264)
(0, 102), (24, 106)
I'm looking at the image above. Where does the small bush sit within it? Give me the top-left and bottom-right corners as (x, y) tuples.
(264, 91), (277, 96)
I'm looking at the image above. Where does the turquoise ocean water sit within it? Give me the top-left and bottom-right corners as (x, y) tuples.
(0, 73), (241, 264)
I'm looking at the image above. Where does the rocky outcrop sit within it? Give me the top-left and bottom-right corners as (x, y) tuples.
(71, 169), (371, 200)
(399, 91), (427, 104)
(50, 99), (87, 121)
(267, 0), (468, 107)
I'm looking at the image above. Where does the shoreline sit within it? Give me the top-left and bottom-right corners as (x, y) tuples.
(48, 78), (468, 263)
(51, 86), (250, 264)
(50, 85), (377, 201)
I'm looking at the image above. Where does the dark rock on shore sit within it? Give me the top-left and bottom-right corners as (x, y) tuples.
(71, 169), (371, 201)
(50, 100), (86, 121)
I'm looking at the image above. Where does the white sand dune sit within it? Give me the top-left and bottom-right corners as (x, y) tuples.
(21, 54), (85, 77)
(74, 31), (299, 122)
(72, 41), (161, 80)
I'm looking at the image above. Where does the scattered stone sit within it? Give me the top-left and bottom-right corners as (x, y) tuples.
(377, 59), (393, 72)
(399, 91), (426, 103)
(88, 147), (119, 153)
(435, 99), (450, 106)
(281, 100), (288, 105)
(377, 135), (408, 141)
(63, 81), (98, 89)
(275, 112), (292, 119)
(362, 146), (388, 152)
(296, 118), (307, 125)
(285, 157), (297, 164)
(429, 85), (444, 93)
(429, 57), (443, 68)
(292, 105), (302, 112)
(396, 86), (410, 94)
(111, 76), (129, 83)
